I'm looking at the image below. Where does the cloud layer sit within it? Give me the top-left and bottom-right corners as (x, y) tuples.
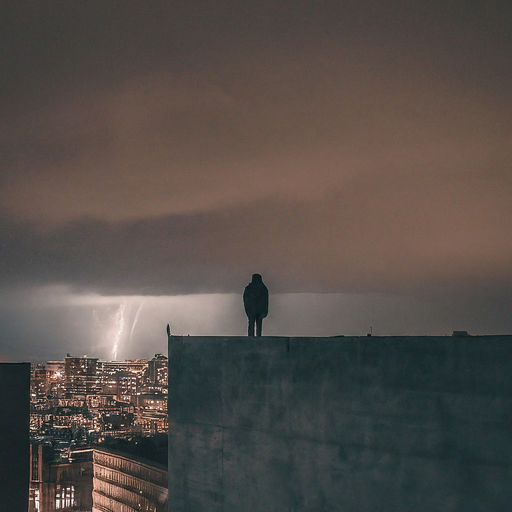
(2, 183), (512, 296)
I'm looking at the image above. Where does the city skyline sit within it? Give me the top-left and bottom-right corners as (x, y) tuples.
(2, 1), (512, 360)
(27, 353), (169, 510)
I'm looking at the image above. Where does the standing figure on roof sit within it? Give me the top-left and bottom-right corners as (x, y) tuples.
(243, 274), (269, 337)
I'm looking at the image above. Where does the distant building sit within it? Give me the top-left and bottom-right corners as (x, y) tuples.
(93, 448), (168, 512)
(0, 362), (31, 512)
(134, 394), (168, 434)
(65, 357), (101, 398)
(46, 361), (66, 401)
(31, 363), (50, 403)
(46, 360), (65, 378)
(97, 359), (147, 403)
(148, 354), (168, 386)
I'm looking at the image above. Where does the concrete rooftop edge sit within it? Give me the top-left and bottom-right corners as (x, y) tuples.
(169, 334), (512, 339)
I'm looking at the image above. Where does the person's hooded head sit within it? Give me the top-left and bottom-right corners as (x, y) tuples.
(252, 274), (263, 284)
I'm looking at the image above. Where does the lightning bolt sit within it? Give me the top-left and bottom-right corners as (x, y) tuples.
(129, 300), (145, 344)
(112, 302), (126, 360)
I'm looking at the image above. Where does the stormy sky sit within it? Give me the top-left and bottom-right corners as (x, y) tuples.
(1, 1), (511, 361)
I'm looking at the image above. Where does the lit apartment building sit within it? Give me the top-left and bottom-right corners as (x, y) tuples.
(46, 361), (66, 401)
(148, 354), (168, 385)
(97, 360), (148, 403)
(65, 356), (101, 398)
(134, 394), (168, 434)
(31, 363), (50, 403)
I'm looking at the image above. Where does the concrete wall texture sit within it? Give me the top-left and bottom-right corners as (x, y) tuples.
(168, 335), (512, 511)
(0, 362), (30, 512)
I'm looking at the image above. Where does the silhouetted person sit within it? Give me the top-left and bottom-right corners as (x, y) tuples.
(243, 274), (268, 336)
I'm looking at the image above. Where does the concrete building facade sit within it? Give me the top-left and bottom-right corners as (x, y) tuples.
(93, 448), (168, 512)
(168, 335), (512, 511)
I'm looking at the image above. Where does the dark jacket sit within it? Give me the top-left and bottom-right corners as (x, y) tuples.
(243, 274), (269, 318)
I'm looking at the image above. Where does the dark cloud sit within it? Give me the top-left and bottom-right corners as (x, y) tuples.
(1, 184), (512, 296)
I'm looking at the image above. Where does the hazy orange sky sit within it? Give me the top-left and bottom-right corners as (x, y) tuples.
(1, 1), (511, 359)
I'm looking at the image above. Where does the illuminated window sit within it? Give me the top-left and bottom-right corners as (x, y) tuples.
(55, 484), (75, 509)
(30, 488), (40, 512)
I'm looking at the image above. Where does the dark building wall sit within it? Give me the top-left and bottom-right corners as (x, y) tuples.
(168, 335), (512, 512)
(0, 362), (31, 512)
